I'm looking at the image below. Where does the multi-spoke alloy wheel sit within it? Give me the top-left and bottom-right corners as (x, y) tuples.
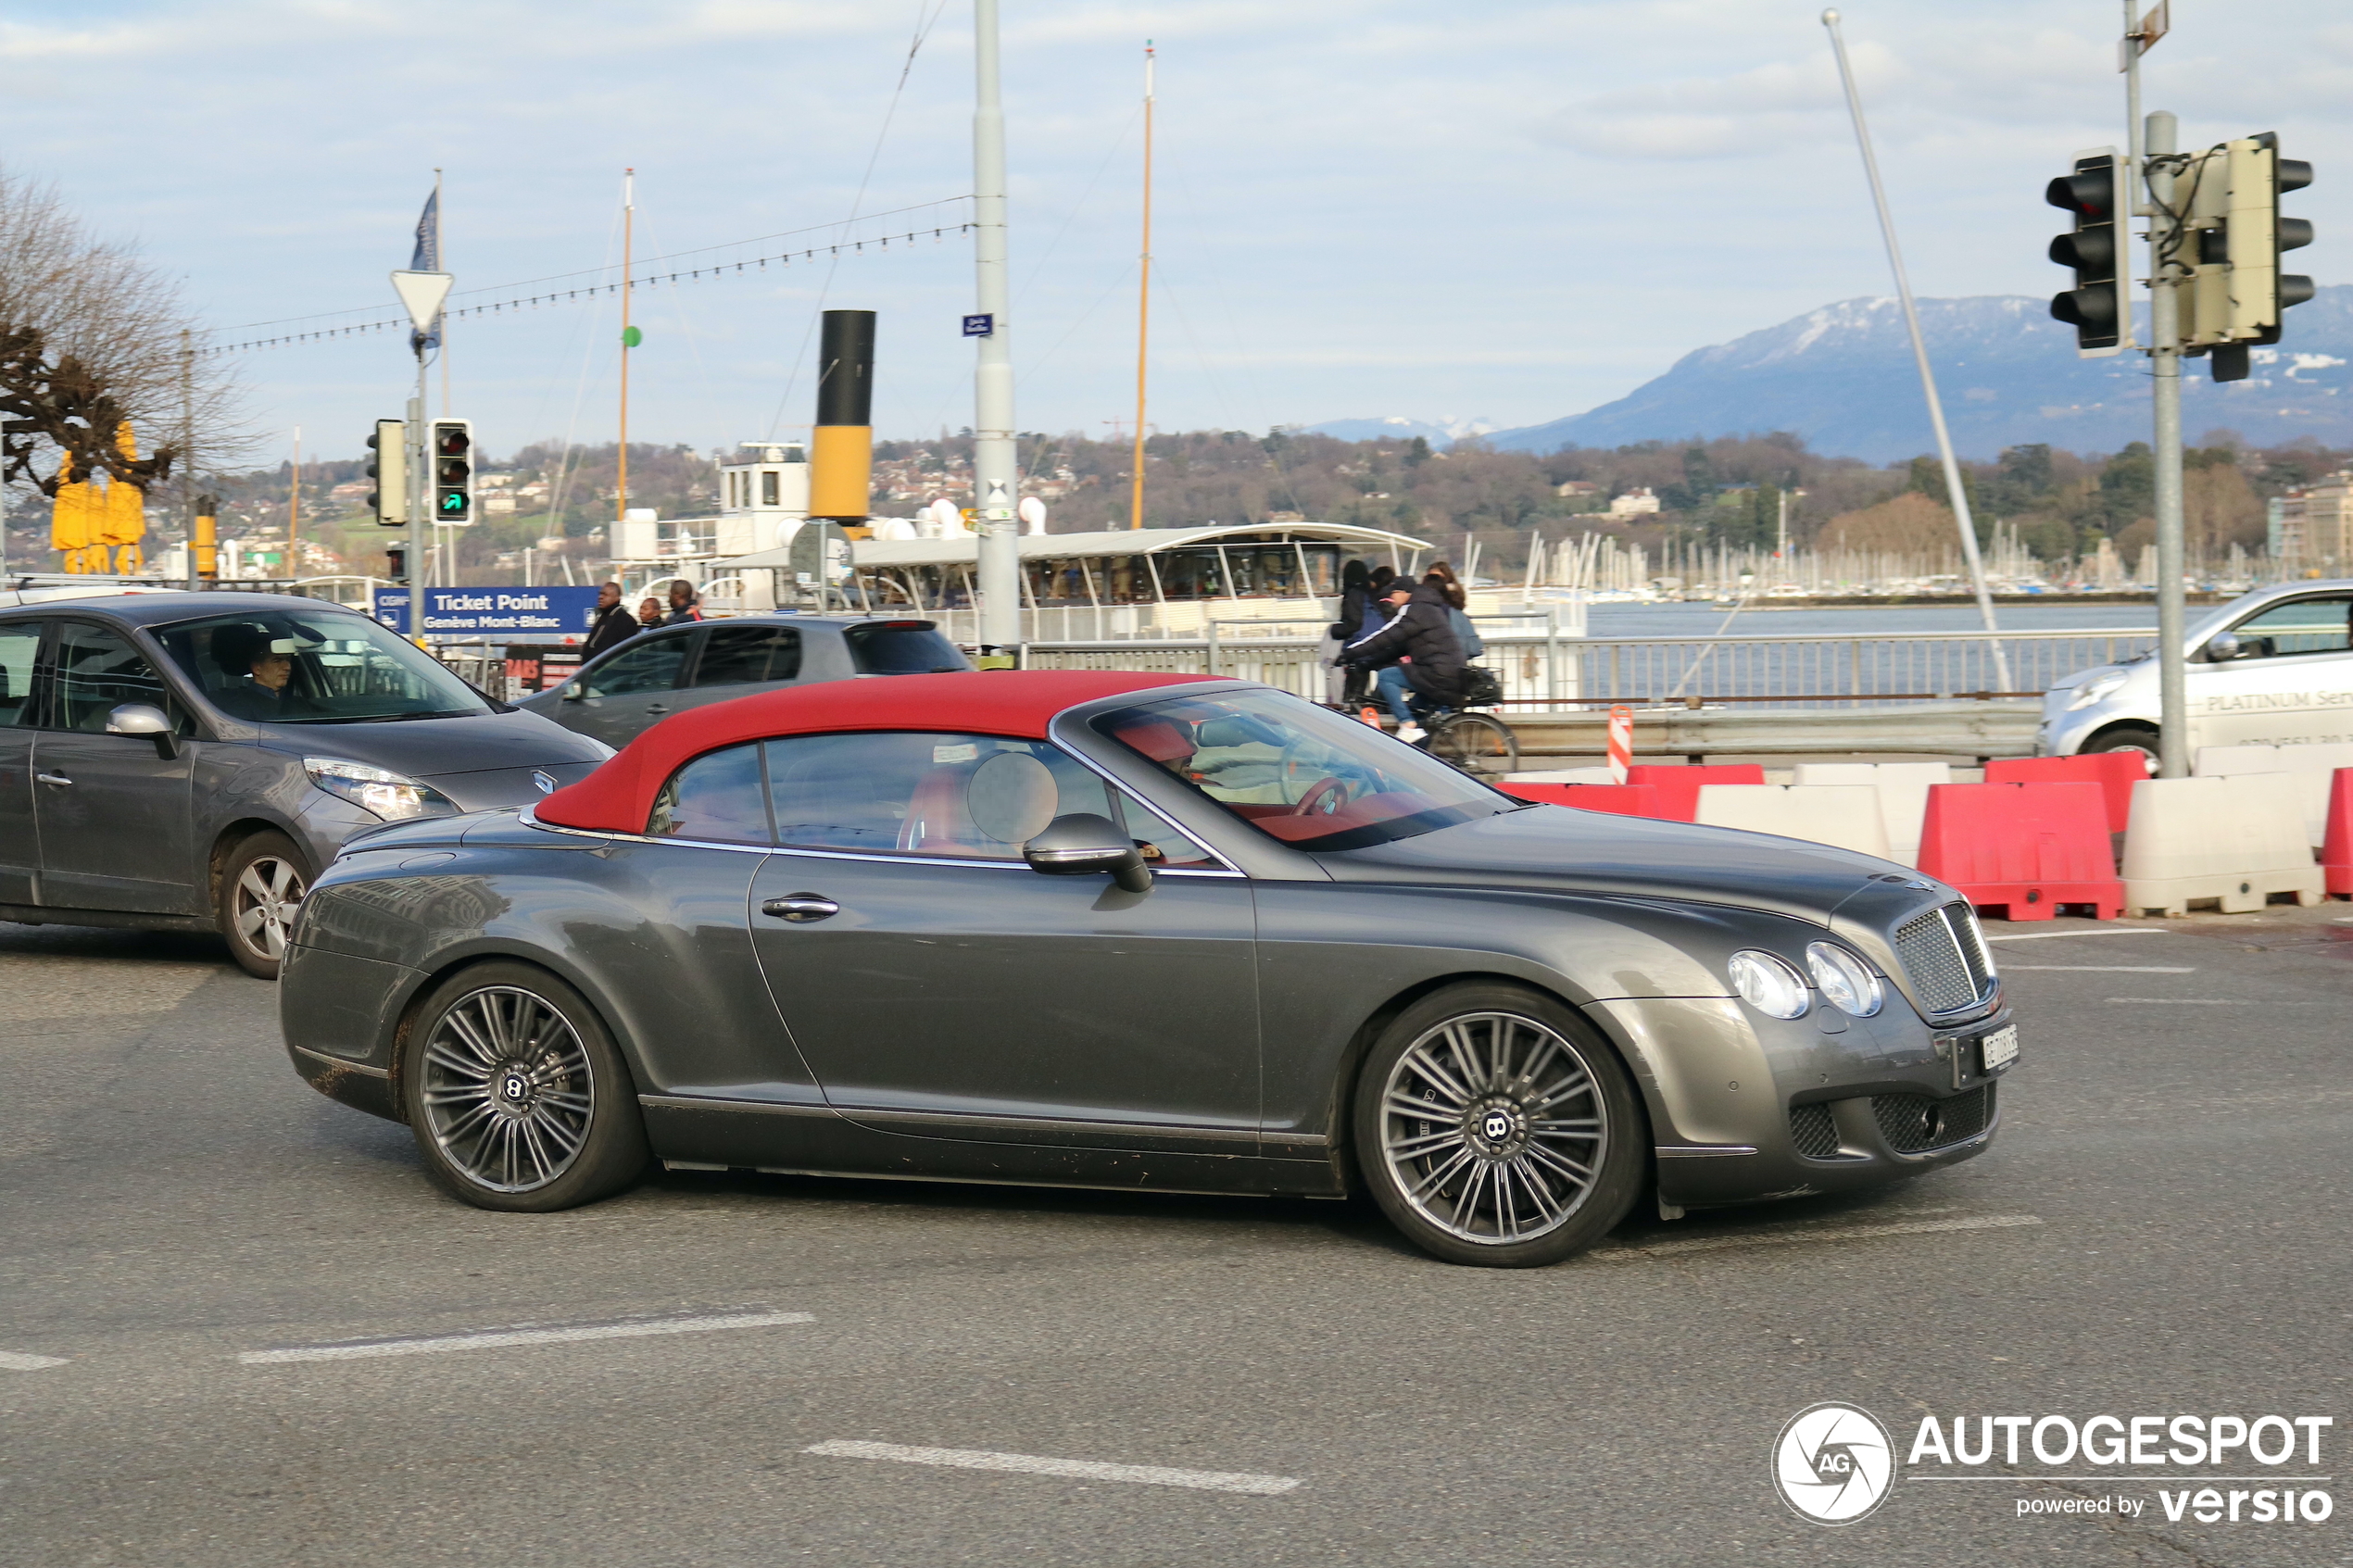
(216, 830), (313, 979)
(420, 985), (596, 1194)
(1353, 985), (1641, 1267)
(401, 962), (648, 1211)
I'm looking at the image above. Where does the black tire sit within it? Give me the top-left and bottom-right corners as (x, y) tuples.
(2082, 725), (2160, 774)
(400, 960), (649, 1212)
(216, 829), (313, 980)
(1430, 712), (1519, 779)
(1351, 984), (1642, 1267)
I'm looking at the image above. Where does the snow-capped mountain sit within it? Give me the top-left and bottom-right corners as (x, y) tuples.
(1304, 414), (1497, 446)
(1484, 289), (2353, 461)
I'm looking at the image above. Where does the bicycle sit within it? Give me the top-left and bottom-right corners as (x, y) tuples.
(1420, 702), (1519, 780)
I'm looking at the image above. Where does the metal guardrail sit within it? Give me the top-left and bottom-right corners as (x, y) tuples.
(1508, 702), (2045, 762)
(1021, 627), (2158, 710)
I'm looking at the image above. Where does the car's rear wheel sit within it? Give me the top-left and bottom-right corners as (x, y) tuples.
(217, 830), (312, 980)
(402, 961), (648, 1212)
(1352, 984), (1642, 1267)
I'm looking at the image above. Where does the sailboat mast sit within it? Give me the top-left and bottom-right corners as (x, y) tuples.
(1129, 41), (1154, 531)
(618, 169), (634, 543)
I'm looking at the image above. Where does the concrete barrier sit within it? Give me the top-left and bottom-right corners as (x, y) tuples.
(2190, 742), (2353, 847)
(2120, 773), (2325, 916)
(1792, 762), (1953, 867)
(1693, 784), (1893, 860)
(1915, 782), (2122, 922)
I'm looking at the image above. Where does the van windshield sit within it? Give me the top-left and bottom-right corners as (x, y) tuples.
(153, 609), (493, 724)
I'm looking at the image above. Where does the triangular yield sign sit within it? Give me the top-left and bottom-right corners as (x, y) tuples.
(390, 270), (454, 332)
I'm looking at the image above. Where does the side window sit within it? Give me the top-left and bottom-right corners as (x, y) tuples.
(584, 633), (690, 697)
(2229, 596), (2353, 659)
(0, 624), (41, 727)
(647, 742), (773, 843)
(693, 626), (801, 687)
(50, 622), (185, 734)
(762, 732), (1114, 859)
(1110, 788), (1220, 870)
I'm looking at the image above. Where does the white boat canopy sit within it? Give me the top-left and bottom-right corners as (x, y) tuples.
(716, 521), (1429, 571)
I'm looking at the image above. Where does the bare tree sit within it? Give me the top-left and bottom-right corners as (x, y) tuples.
(0, 165), (245, 501)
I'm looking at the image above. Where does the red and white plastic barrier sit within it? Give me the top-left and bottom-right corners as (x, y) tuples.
(1915, 782), (2122, 922)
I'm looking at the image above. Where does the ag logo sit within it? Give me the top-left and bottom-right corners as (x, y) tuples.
(1773, 1402), (1894, 1524)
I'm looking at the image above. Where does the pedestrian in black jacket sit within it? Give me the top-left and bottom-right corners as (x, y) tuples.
(581, 582), (639, 659)
(1323, 558), (1379, 704)
(1344, 578), (1466, 740)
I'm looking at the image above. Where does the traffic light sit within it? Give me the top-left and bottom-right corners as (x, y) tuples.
(430, 419), (473, 524)
(385, 540), (409, 585)
(2046, 149), (2126, 357)
(2186, 133), (2315, 383)
(365, 419), (407, 526)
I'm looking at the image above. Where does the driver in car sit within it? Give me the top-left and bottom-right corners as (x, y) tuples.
(209, 627), (304, 721)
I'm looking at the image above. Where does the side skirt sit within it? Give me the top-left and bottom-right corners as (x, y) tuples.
(0, 902), (214, 933)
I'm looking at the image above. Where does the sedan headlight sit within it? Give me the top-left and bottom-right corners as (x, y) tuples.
(1806, 942), (1884, 1017)
(2065, 670), (2128, 711)
(304, 757), (459, 822)
(1727, 949), (1810, 1019)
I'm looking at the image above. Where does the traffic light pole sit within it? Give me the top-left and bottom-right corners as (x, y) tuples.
(971, 0), (1021, 658)
(409, 349), (428, 623)
(2144, 109), (2190, 780)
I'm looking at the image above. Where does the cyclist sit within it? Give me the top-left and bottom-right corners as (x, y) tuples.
(1342, 574), (1466, 746)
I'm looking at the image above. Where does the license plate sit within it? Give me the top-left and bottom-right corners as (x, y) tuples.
(1979, 1024), (2020, 1073)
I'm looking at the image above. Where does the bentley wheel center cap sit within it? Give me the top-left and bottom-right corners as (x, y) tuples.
(499, 1073), (531, 1105)
(1466, 1099), (1527, 1155)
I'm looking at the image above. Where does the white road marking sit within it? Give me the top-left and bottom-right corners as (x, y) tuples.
(0, 1349), (69, 1371)
(2006, 965), (2196, 972)
(2104, 997), (2319, 1005)
(802, 1440), (1303, 1496)
(240, 1311), (812, 1364)
(1986, 927), (2173, 943)
(1592, 1213), (2044, 1261)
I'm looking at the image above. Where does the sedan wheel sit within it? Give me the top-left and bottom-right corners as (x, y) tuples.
(217, 830), (311, 980)
(403, 962), (648, 1212)
(1353, 985), (1642, 1267)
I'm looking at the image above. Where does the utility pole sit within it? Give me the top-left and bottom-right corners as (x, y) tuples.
(2145, 108), (2190, 779)
(972, 0), (1021, 657)
(619, 169), (635, 538)
(287, 426), (301, 582)
(1130, 41), (1155, 532)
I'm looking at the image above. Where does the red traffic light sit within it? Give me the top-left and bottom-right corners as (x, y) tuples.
(2045, 170), (2114, 220)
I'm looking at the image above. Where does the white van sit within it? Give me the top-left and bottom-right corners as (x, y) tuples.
(2039, 581), (2353, 765)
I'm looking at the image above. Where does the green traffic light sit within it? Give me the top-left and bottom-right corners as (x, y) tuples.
(440, 492), (466, 513)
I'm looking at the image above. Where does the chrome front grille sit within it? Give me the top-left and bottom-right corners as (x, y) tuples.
(1894, 901), (1992, 1014)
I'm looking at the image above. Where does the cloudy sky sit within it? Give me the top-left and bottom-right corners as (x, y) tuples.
(4, 0), (2347, 468)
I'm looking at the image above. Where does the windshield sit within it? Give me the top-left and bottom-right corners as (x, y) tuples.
(153, 608), (494, 724)
(1094, 687), (1516, 851)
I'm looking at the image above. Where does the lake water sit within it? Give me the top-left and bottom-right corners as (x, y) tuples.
(1582, 601), (2165, 639)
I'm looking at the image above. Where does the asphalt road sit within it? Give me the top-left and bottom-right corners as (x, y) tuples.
(2, 908), (2348, 1567)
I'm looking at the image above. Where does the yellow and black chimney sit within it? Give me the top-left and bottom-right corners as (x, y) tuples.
(810, 309), (875, 529)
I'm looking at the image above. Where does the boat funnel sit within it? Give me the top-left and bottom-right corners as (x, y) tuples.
(810, 309), (875, 525)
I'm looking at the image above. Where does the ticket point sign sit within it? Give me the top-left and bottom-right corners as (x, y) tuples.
(372, 586), (601, 639)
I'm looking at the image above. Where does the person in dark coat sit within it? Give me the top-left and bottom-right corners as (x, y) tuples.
(581, 582), (639, 659)
(1323, 558), (1379, 705)
(1344, 577), (1466, 741)
(661, 579), (706, 626)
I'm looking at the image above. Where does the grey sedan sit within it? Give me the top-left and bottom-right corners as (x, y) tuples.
(280, 670), (2018, 1268)
(0, 592), (610, 978)
(517, 613), (971, 747)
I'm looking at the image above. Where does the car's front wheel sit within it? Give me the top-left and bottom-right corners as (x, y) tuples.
(217, 830), (312, 980)
(1352, 985), (1642, 1267)
(401, 961), (649, 1212)
(2083, 724), (2160, 772)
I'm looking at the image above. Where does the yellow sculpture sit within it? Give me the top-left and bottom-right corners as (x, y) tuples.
(48, 424), (146, 573)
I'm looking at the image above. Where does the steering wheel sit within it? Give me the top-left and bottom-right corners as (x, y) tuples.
(1293, 775), (1351, 817)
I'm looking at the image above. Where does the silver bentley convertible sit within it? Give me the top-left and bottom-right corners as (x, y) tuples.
(280, 671), (2018, 1268)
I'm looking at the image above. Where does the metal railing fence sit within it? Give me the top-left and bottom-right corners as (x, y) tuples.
(1020, 627), (2160, 709)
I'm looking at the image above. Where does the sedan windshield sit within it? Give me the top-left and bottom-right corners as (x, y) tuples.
(1094, 687), (1516, 851)
(153, 609), (493, 724)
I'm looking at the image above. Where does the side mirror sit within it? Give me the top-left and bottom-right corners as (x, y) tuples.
(1024, 812), (1152, 894)
(2205, 633), (2243, 662)
(560, 681), (585, 701)
(106, 702), (179, 759)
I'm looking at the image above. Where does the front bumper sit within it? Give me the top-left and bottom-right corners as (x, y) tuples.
(1592, 995), (2014, 1209)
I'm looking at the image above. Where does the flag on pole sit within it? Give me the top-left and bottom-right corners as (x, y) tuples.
(409, 188), (442, 353)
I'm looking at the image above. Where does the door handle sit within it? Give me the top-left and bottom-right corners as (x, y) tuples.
(761, 894), (839, 923)
(646, 704), (672, 715)
(35, 773), (71, 787)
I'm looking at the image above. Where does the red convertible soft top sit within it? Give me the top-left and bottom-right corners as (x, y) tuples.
(534, 669), (1225, 834)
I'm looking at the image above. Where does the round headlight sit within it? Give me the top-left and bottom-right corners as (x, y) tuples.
(1727, 949), (1810, 1020)
(1806, 941), (1884, 1017)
